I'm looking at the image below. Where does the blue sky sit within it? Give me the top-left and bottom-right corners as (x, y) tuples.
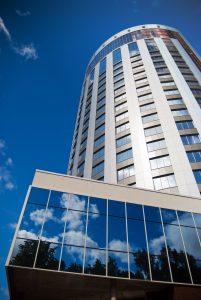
(0, 0), (201, 298)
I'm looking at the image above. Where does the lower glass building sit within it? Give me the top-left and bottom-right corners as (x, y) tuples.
(6, 170), (201, 299)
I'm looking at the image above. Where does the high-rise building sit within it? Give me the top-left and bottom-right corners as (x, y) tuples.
(68, 24), (201, 198)
(6, 25), (201, 299)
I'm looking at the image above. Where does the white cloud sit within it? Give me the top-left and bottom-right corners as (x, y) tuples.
(14, 44), (38, 60)
(109, 239), (127, 252)
(16, 10), (30, 17)
(30, 208), (54, 226)
(0, 17), (11, 40)
(41, 235), (59, 243)
(18, 229), (38, 240)
(6, 157), (13, 166)
(0, 165), (16, 191)
(8, 223), (17, 229)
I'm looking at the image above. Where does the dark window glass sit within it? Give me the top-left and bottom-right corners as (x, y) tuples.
(68, 194), (88, 211)
(177, 211), (194, 227)
(161, 209), (178, 225)
(128, 219), (150, 280)
(113, 48), (122, 65)
(108, 200), (125, 217)
(10, 238), (38, 267)
(28, 187), (49, 206)
(64, 210), (86, 247)
(163, 223), (191, 283)
(187, 151), (201, 163)
(180, 226), (201, 284)
(84, 248), (106, 275)
(193, 170), (201, 184)
(88, 197), (106, 215)
(108, 216), (127, 251)
(87, 213), (106, 249)
(60, 245), (83, 273)
(17, 203), (45, 240)
(146, 222), (171, 281)
(126, 203), (143, 220)
(108, 251), (128, 278)
(128, 42), (139, 56)
(48, 191), (69, 208)
(144, 206), (161, 222)
(35, 241), (61, 270)
(193, 213), (201, 228)
(99, 58), (106, 75)
(41, 207), (66, 243)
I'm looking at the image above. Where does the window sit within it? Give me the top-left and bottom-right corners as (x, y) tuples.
(96, 113), (105, 124)
(92, 161), (104, 176)
(114, 85), (125, 95)
(128, 42), (139, 56)
(113, 61), (122, 70)
(140, 103), (155, 112)
(168, 99), (183, 105)
(116, 134), (131, 147)
(150, 155), (171, 170)
(153, 174), (176, 190)
(99, 58), (106, 75)
(181, 135), (201, 145)
(142, 113), (158, 124)
(136, 85), (150, 93)
(114, 72), (124, 81)
(146, 40), (158, 51)
(172, 109), (189, 117)
(193, 170), (201, 184)
(97, 104), (105, 114)
(147, 139), (166, 152)
(93, 147), (104, 161)
(77, 162), (85, 175)
(153, 61), (166, 66)
(113, 48), (122, 65)
(191, 89), (201, 95)
(94, 135), (105, 147)
(164, 90), (180, 96)
(138, 93), (152, 102)
(144, 125), (162, 137)
(116, 111), (129, 122)
(114, 93), (126, 102)
(135, 77), (148, 85)
(115, 102), (127, 112)
(161, 81), (175, 86)
(187, 151), (201, 163)
(97, 97), (106, 107)
(116, 122), (129, 134)
(114, 78), (124, 88)
(95, 124), (105, 135)
(156, 67), (168, 73)
(116, 148), (133, 163)
(117, 165), (135, 181)
(158, 74), (172, 79)
(113, 66), (123, 76)
(176, 121), (194, 130)
(79, 149), (86, 161)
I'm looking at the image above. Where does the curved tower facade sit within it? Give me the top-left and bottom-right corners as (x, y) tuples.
(68, 24), (201, 198)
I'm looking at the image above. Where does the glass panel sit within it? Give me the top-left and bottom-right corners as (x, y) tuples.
(144, 206), (161, 222)
(41, 207), (66, 243)
(86, 213), (106, 249)
(128, 219), (150, 280)
(108, 200), (125, 217)
(177, 211), (194, 227)
(48, 191), (69, 208)
(161, 209), (178, 225)
(88, 197), (106, 215)
(126, 203), (143, 220)
(35, 241), (61, 270)
(108, 216), (127, 251)
(108, 251), (128, 278)
(60, 245), (84, 273)
(17, 203), (45, 240)
(193, 213), (201, 228)
(64, 210), (87, 246)
(10, 238), (38, 267)
(28, 187), (49, 206)
(68, 194), (88, 211)
(113, 48), (121, 64)
(163, 223), (191, 283)
(84, 248), (106, 275)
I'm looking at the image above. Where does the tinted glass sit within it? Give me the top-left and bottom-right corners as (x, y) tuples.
(60, 245), (84, 273)
(108, 216), (127, 251)
(177, 211), (194, 227)
(35, 241), (61, 270)
(88, 197), (106, 215)
(28, 187), (49, 206)
(193, 213), (201, 228)
(144, 206), (161, 222)
(126, 203), (143, 220)
(84, 248), (106, 275)
(10, 238), (38, 267)
(68, 194), (88, 211)
(64, 210), (86, 247)
(48, 191), (68, 208)
(87, 213), (106, 249)
(108, 251), (128, 278)
(161, 208), (178, 225)
(108, 200), (125, 217)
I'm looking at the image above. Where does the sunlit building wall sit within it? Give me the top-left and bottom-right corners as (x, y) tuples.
(68, 24), (201, 198)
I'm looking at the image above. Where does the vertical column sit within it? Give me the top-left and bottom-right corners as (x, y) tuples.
(104, 53), (117, 184)
(138, 38), (200, 197)
(121, 44), (154, 190)
(84, 64), (99, 178)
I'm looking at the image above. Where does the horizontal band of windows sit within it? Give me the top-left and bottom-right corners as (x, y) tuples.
(115, 101), (127, 112)
(144, 125), (162, 137)
(113, 72), (124, 81)
(172, 109), (189, 117)
(114, 78), (125, 88)
(138, 93), (152, 102)
(168, 99), (183, 105)
(176, 121), (194, 130)
(140, 102), (155, 112)
(92, 161), (104, 176)
(93, 147), (104, 161)
(117, 164), (135, 181)
(115, 111), (129, 122)
(94, 134), (105, 148)
(114, 93), (127, 103)
(116, 134), (131, 148)
(187, 151), (201, 163)
(116, 148), (133, 163)
(142, 113), (158, 124)
(181, 135), (201, 145)
(147, 139), (167, 152)
(150, 155), (171, 170)
(116, 122), (130, 134)
(153, 174), (176, 190)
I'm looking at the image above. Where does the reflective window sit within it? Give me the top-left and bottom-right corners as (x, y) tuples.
(114, 92), (126, 102)
(93, 147), (104, 161)
(113, 48), (122, 65)
(181, 135), (201, 145)
(114, 78), (124, 88)
(116, 148), (133, 163)
(140, 102), (155, 112)
(187, 151), (201, 163)
(193, 170), (201, 184)
(108, 200), (125, 217)
(96, 113), (105, 124)
(116, 134), (131, 148)
(172, 109), (189, 117)
(108, 215), (127, 251)
(147, 139), (166, 152)
(10, 238), (38, 267)
(126, 203), (143, 220)
(138, 93), (152, 102)
(115, 111), (129, 122)
(150, 155), (171, 170)
(116, 122), (129, 134)
(144, 125), (162, 137)
(153, 174), (177, 190)
(35, 241), (61, 270)
(117, 164), (135, 181)
(142, 113), (158, 124)
(168, 99), (183, 105)
(115, 101), (127, 112)
(94, 134), (105, 147)
(87, 213), (106, 248)
(84, 248), (106, 275)
(28, 187), (49, 206)
(89, 197), (107, 215)
(128, 42), (139, 56)
(60, 245), (83, 273)
(68, 194), (87, 211)
(99, 58), (106, 75)
(92, 161), (104, 176)
(176, 121), (194, 130)
(95, 123), (105, 135)
(108, 251), (128, 278)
